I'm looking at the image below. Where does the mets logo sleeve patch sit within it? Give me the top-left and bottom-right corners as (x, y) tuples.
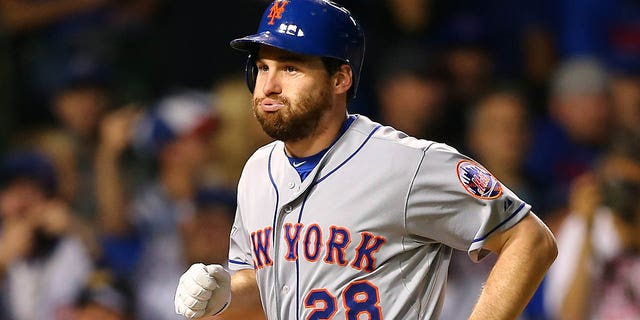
(456, 160), (503, 200)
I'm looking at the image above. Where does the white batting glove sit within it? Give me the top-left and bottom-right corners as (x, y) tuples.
(175, 263), (232, 319)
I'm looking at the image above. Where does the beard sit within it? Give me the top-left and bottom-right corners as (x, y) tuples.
(252, 85), (333, 142)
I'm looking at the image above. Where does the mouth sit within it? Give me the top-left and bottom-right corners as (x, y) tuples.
(259, 98), (285, 112)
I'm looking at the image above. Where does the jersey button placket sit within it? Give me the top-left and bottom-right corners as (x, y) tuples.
(283, 205), (293, 214)
(282, 285), (290, 294)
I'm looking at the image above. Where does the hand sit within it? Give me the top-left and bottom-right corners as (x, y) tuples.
(568, 173), (602, 224)
(175, 263), (231, 319)
(0, 218), (35, 267)
(98, 106), (141, 155)
(34, 199), (73, 236)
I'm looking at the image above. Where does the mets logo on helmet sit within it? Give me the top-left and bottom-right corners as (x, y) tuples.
(456, 160), (503, 199)
(268, 0), (289, 25)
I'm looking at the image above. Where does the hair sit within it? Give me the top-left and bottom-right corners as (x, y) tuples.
(465, 82), (530, 129)
(322, 57), (355, 100)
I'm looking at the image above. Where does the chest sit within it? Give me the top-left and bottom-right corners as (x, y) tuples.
(243, 153), (419, 271)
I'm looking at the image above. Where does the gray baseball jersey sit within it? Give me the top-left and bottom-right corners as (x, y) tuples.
(228, 114), (531, 319)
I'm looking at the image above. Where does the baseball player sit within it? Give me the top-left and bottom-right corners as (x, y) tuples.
(174, 0), (558, 319)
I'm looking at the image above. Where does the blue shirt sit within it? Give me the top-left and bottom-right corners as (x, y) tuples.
(287, 115), (357, 181)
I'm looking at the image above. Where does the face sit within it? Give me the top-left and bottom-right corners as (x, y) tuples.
(0, 179), (47, 219)
(180, 205), (234, 264)
(378, 74), (444, 136)
(163, 134), (212, 176)
(54, 87), (108, 138)
(251, 46), (334, 142)
(468, 93), (530, 171)
(556, 93), (611, 145)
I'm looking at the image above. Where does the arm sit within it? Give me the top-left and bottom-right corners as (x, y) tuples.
(557, 173), (601, 319)
(95, 107), (139, 235)
(0, 218), (34, 281)
(558, 224), (592, 320)
(468, 212), (557, 320)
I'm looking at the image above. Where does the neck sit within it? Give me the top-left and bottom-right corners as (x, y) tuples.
(284, 109), (347, 158)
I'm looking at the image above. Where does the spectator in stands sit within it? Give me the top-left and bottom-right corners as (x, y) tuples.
(0, 151), (93, 320)
(95, 89), (219, 320)
(180, 187), (236, 267)
(373, 43), (450, 143)
(465, 87), (540, 207)
(525, 57), (612, 218)
(546, 140), (640, 319)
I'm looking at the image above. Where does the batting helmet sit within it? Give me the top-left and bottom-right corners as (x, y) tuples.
(230, 0), (365, 98)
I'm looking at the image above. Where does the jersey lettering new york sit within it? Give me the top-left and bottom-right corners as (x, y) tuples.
(251, 223), (386, 272)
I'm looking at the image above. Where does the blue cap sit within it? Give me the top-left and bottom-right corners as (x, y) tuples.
(195, 187), (237, 217)
(0, 151), (58, 196)
(132, 90), (217, 156)
(230, 0), (365, 97)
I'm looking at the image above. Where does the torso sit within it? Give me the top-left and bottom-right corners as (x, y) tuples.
(229, 115), (530, 319)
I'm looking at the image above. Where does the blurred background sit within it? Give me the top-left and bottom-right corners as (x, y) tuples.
(0, 0), (639, 319)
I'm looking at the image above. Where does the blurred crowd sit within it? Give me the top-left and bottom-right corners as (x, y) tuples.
(0, 0), (639, 319)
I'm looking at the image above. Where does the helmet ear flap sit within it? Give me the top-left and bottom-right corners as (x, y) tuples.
(245, 55), (257, 94)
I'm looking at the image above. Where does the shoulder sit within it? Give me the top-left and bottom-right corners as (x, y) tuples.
(353, 115), (439, 154)
(346, 115), (469, 170)
(237, 140), (281, 185)
(244, 140), (280, 167)
(422, 142), (466, 161)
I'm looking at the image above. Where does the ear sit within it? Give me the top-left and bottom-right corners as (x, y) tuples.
(332, 64), (353, 95)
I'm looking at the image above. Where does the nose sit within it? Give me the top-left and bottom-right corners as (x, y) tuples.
(260, 71), (282, 96)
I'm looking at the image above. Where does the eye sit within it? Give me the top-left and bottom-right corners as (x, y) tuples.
(257, 64), (269, 72)
(285, 65), (297, 73)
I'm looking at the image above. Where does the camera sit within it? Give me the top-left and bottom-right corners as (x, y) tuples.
(602, 177), (640, 223)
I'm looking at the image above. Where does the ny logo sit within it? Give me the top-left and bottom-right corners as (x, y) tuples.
(267, 0), (289, 25)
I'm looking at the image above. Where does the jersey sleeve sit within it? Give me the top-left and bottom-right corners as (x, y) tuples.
(405, 143), (531, 262)
(228, 205), (254, 271)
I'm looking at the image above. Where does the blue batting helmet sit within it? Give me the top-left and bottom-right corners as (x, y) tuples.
(230, 0), (365, 98)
